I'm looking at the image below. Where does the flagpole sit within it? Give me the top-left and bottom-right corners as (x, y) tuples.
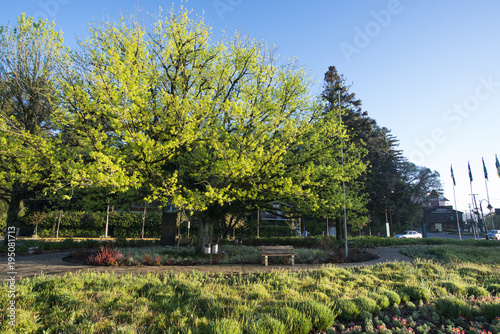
(482, 157), (492, 231)
(469, 189), (478, 240)
(483, 159), (490, 204)
(450, 165), (461, 240)
(452, 184), (462, 240)
(468, 162), (480, 239)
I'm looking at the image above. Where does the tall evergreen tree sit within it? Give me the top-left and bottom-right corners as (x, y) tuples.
(321, 66), (404, 233)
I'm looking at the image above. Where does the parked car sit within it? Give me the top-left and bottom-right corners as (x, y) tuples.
(395, 230), (422, 239)
(486, 230), (500, 240)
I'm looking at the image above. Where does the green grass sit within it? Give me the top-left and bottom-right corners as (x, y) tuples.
(400, 244), (500, 265)
(1, 237), (499, 333)
(1, 257), (500, 333)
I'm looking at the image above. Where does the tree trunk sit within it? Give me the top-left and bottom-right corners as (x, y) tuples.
(4, 183), (24, 245)
(193, 206), (225, 254)
(195, 219), (214, 255)
(336, 218), (344, 241)
(160, 209), (177, 246)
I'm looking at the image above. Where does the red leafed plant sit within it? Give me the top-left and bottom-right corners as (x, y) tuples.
(87, 246), (120, 266)
(142, 254), (162, 266)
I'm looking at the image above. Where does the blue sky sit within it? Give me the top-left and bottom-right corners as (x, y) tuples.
(2, 0), (499, 215)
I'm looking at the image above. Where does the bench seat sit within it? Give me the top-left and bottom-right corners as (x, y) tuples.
(258, 245), (295, 266)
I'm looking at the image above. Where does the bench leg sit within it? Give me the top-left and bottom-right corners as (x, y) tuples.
(264, 255), (268, 266)
(291, 255), (295, 266)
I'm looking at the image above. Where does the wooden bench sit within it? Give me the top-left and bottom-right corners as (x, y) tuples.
(258, 245), (295, 266)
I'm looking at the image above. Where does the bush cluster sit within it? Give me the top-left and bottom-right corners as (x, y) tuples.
(18, 210), (162, 238)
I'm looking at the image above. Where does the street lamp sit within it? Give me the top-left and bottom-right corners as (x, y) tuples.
(338, 90), (348, 260)
(479, 199), (494, 231)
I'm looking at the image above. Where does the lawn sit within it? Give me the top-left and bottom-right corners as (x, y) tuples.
(1, 244), (499, 333)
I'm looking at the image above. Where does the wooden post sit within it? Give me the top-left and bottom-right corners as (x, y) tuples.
(105, 199), (110, 238)
(141, 202), (147, 239)
(56, 210), (63, 238)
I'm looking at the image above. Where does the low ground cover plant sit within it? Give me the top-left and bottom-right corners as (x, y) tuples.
(82, 245), (338, 266)
(1, 257), (499, 333)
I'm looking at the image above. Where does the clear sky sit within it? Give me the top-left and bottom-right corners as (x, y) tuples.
(2, 0), (499, 215)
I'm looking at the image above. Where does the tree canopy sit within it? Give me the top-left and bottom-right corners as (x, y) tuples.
(52, 9), (366, 252)
(0, 9), (442, 246)
(0, 14), (67, 242)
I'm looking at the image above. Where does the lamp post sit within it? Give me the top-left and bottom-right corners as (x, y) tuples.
(479, 199), (493, 232)
(338, 90), (348, 260)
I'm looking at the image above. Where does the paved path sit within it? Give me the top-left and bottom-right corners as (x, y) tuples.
(1, 248), (411, 281)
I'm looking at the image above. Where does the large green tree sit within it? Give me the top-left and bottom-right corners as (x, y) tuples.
(321, 66), (444, 234)
(0, 14), (67, 241)
(57, 9), (366, 253)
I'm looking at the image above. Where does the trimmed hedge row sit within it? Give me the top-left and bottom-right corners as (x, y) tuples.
(20, 211), (162, 238)
(240, 236), (500, 249)
(0, 237), (159, 254)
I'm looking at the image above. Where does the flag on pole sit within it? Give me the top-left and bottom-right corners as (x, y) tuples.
(450, 165), (456, 186)
(482, 158), (488, 180)
(468, 162), (473, 182)
(496, 154), (500, 178)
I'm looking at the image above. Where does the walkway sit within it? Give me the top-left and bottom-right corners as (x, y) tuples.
(1, 248), (412, 281)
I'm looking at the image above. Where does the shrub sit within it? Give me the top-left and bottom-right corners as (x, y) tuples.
(142, 254), (153, 265)
(440, 281), (466, 295)
(208, 318), (242, 334)
(246, 284), (271, 300)
(466, 285), (490, 297)
(270, 307), (312, 334)
(87, 246), (120, 266)
(480, 302), (500, 320)
(434, 296), (474, 319)
(381, 289), (401, 305)
(486, 283), (500, 295)
(245, 315), (286, 334)
(400, 286), (432, 302)
(354, 295), (379, 314)
(369, 292), (390, 309)
(292, 300), (337, 330)
(310, 291), (330, 303)
(335, 299), (360, 321)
